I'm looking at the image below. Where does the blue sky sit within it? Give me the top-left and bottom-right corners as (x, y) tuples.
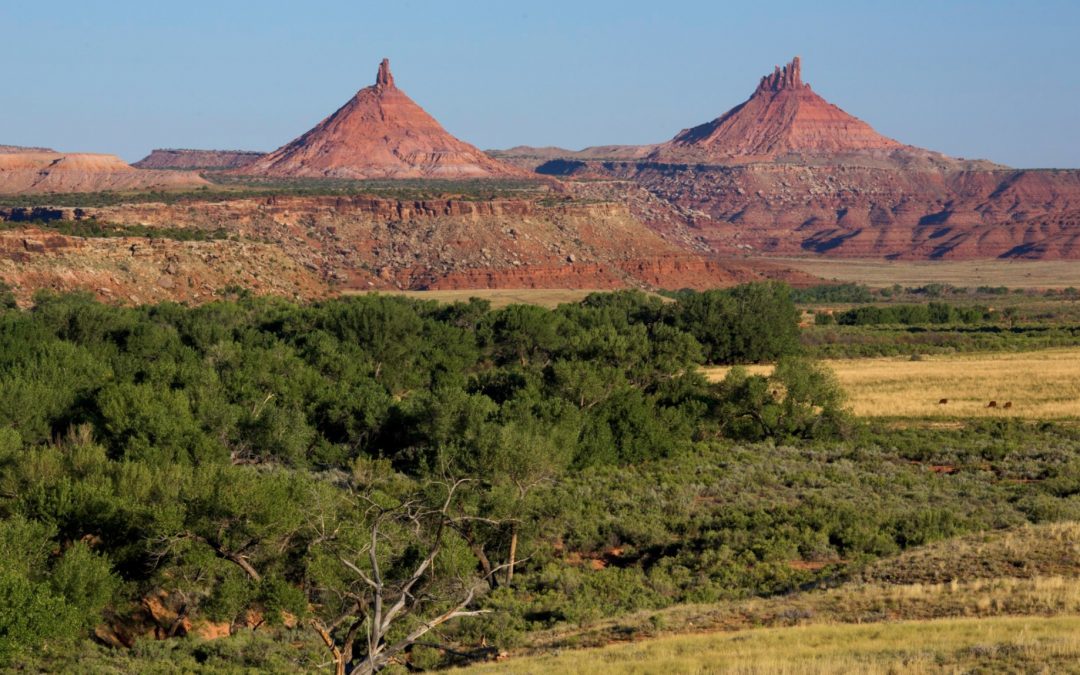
(2, 1), (1077, 167)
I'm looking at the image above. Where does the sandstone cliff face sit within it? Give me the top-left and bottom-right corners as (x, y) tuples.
(133, 149), (265, 170)
(58, 194), (753, 290)
(0, 152), (208, 195)
(239, 60), (523, 180)
(622, 163), (1080, 259)
(0, 192), (802, 303)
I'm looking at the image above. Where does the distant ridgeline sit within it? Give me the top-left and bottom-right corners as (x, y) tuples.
(132, 148), (266, 170)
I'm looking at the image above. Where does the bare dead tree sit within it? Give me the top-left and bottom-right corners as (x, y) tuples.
(310, 479), (505, 675)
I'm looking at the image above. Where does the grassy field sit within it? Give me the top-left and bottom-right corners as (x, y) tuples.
(460, 523), (1080, 672)
(461, 615), (1080, 674)
(704, 348), (1080, 418)
(456, 523), (1080, 673)
(487, 522), (1080, 654)
(774, 257), (1080, 290)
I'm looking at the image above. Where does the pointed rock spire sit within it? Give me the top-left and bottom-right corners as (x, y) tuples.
(756, 56), (804, 93)
(651, 55), (903, 163)
(376, 58), (394, 89)
(235, 58), (522, 179)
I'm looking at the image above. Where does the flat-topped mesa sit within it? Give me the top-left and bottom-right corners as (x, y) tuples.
(0, 152), (208, 194)
(375, 58), (395, 89)
(756, 56), (804, 93)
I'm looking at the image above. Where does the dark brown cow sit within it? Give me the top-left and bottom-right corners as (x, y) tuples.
(1003, 401), (1013, 409)
(987, 401), (998, 408)
(938, 398), (948, 405)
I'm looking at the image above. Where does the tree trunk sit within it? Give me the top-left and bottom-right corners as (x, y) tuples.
(506, 525), (518, 586)
(472, 543), (498, 590)
(458, 522), (498, 590)
(312, 621), (346, 675)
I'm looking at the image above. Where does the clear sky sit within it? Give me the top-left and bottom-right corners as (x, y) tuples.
(2, 1), (1077, 167)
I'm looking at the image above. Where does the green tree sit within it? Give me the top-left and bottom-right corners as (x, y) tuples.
(713, 358), (848, 441)
(672, 283), (800, 364)
(0, 517), (117, 664)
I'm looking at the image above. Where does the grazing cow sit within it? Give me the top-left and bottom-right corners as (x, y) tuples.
(987, 401), (998, 408)
(1003, 401), (1013, 409)
(938, 398), (949, 405)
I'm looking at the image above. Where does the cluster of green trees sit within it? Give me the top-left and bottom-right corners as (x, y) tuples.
(0, 284), (842, 670)
(802, 323), (1080, 359)
(0, 283), (802, 469)
(818, 302), (994, 326)
(788, 283), (874, 304)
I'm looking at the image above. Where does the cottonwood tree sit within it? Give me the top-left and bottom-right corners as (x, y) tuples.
(466, 419), (573, 586)
(714, 357), (848, 440)
(307, 476), (501, 675)
(145, 465), (313, 628)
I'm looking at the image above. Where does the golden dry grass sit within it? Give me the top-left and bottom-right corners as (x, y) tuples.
(858, 522), (1080, 584)
(703, 348), (1080, 419)
(772, 257), (1080, 289)
(461, 615), (1080, 674)
(341, 288), (623, 309)
(459, 523), (1080, 673)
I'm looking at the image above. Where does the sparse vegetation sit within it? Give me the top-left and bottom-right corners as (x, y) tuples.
(0, 218), (229, 241)
(0, 176), (554, 208)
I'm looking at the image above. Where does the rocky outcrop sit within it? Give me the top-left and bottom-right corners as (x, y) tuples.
(238, 59), (524, 180)
(756, 56), (805, 92)
(624, 163), (1080, 259)
(133, 149), (265, 170)
(93, 194), (744, 289)
(0, 191), (816, 303)
(0, 227), (325, 305)
(0, 152), (208, 195)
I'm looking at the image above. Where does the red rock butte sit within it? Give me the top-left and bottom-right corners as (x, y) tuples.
(650, 56), (907, 163)
(238, 59), (523, 180)
(0, 151), (208, 195)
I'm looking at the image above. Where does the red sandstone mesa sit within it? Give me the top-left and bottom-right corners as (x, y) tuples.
(238, 59), (524, 180)
(0, 152), (208, 195)
(133, 149), (265, 170)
